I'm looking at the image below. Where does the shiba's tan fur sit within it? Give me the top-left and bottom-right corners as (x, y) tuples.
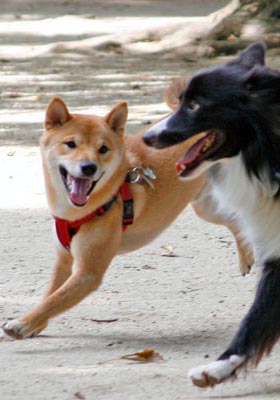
(1, 83), (253, 339)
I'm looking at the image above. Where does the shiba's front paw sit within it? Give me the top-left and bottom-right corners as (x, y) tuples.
(188, 355), (245, 387)
(1, 319), (26, 340)
(0, 327), (15, 341)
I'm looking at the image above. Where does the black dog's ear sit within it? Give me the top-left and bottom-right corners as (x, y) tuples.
(244, 67), (280, 101)
(164, 77), (187, 111)
(229, 42), (266, 69)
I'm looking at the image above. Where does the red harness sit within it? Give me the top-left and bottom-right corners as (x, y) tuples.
(54, 182), (133, 250)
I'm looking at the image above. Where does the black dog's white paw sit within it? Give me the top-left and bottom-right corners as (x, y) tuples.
(188, 355), (245, 387)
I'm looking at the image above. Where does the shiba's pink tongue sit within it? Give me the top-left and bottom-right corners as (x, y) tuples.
(70, 177), (91, 206)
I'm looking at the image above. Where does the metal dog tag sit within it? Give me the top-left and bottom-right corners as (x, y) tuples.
(142, 167), (156, 189)
(143, 167), (156, 180)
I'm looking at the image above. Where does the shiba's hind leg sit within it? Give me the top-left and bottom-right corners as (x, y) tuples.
(192, 185), (254, 275)
(189, 259), (280, 387)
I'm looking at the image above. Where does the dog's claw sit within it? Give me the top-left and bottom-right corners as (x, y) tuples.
(239, 251), (254, 275)
(192, 372), (220, 388)
(241, 264), (252, 276)
(1, 319), (26, 340)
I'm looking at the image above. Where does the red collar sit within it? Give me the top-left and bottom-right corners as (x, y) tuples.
(54, 181), (133, 250)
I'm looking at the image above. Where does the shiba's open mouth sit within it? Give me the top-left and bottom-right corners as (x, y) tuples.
(176, 130), (225, 177)
(59, 166), (100, 207)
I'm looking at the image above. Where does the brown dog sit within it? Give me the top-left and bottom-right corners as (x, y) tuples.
(0, 83), (253, 340)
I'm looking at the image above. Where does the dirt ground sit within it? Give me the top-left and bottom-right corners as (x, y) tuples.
(1, 1), (280, 400)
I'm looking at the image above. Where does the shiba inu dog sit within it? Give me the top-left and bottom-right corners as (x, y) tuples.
(0, 87), (252, 343)
(143, 42), (280, 387)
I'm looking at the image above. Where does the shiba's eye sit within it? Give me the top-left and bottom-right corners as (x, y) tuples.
(99, 145), (109, 154)
(64, 140), (77, 149)
(187, 100), (200, 111)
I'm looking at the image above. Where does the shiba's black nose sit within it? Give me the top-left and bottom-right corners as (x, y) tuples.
(80, 162), (97, 177)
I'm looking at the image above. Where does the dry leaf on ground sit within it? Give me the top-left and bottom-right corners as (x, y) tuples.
(121, 349), (164, 363)
(160, 244), (175, 257)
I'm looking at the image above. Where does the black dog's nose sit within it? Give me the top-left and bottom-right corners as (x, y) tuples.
(143, 131), (158, 147)
(142, 116), (172, 149)
(80, 161), (97, 177)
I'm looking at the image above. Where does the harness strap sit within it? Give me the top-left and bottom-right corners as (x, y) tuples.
(119, 181), (134, 228)
(54, 182), (133, 250)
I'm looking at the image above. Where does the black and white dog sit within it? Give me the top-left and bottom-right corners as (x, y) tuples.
(143, 43), (280, 387)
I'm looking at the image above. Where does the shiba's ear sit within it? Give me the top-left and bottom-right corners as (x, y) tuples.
(229, 42), (266, 69)
(45, 97), (71, 131)
(164, 77), (187, 111)
(105, 102), (128, 135)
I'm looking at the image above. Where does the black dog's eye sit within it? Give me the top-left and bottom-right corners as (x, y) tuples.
(99, 145), (109, 154)
(64, 140), (77, 149)
(187, 100), (200, 111)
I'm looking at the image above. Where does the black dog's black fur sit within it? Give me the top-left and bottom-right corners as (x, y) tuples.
(144, 43), (280, 191)
(143, 43), (280, 384)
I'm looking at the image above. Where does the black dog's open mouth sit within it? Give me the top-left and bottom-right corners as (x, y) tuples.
(176, 130), (225, 177)
(59, 166), (99, 207)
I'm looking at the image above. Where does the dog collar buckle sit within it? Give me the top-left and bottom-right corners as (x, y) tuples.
(126, 166), (156, 189)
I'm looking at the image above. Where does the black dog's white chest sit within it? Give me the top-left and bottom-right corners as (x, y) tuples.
(210, 156), (280, 262)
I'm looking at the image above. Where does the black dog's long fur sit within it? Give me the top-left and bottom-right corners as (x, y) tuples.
(143, 43), (280, 384)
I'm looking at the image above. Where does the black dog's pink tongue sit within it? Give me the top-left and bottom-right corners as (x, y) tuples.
(176, 132), (214, 174)
(70, 176), (91, 206)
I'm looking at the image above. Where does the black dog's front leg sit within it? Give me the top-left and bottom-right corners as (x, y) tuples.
(189, 259), (280, 387)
